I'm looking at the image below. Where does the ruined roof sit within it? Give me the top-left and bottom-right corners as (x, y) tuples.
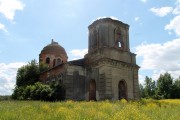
(68, 59), (85, 66)
(40, 39), (68, 58)
(88, 17), (129, 29)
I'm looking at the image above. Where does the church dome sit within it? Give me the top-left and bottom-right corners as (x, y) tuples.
(41, 39), (67, 57)
(39, 39), (68, 68)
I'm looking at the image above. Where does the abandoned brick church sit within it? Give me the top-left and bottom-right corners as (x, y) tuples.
(39, 18), (139, 101)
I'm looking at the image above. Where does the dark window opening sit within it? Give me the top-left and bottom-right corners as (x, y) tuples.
(46, 57), (50, 64)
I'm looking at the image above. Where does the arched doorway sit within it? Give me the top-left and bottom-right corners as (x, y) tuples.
(118, 80), (127, 100)
(89, 80), (96, 101)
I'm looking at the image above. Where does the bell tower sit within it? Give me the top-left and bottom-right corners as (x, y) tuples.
(88, 18), (130, 53)
(85, 18), (139, 100)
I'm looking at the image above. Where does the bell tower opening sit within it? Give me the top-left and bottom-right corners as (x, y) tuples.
(115, 29), (125, 49)
(117, 41), (121, 47)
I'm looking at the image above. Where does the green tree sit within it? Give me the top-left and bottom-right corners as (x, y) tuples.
(12, 86), (25, 100)
(139, 83), (145, 98)
(171, 79), (180, 98)
(16, 60), (40, 87)
(144, 76), (156, 98)
(39, 62), (49, 73)
(12, 59), (58, 101)
(156, 72), (173, 99)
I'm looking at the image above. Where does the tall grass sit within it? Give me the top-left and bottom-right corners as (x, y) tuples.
(0, 99), (179, 120)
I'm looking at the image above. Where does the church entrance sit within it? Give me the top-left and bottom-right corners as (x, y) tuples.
(89, 80), (96, 101)
(118, 80), (127, 100)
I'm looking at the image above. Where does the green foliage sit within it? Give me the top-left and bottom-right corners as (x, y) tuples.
(139, 84), (145, 98)
(0, 95), (11, 101)
(144, 76), (156, 98)
(171, 79), (180, 98)
(12, 86), (25, 100)
(12, 82), (53, 101)
(51, 84), (66, 101)
(16, 60), (40, 87)
(13, 59), (54, 101)
(39, 62), (49, 73)
(12, 82), (66, 101)
(139, 72), (180, 99)
(156, 72), (173, 99)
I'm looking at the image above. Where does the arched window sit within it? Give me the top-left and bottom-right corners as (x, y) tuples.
(57, 58), (62, 65)
(114, 28), (124, 48)
(46, 57), (50, 64)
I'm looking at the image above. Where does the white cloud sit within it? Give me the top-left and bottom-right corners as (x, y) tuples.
(139, 74), (145, 84)
(140, 0), (147, 3)
(0, 0), (25, 21)
(151, 70), (180, 81)
(136, 38), (180, 80)
(176, 0), (180, 4)
(0, 62), (26, 95)
(69, 49), (88, 60)
(173, 4), (180, 15)
(168, 31), (172, 35)
(165, 15), (180, 36)
(0, 22), (8, 33)
(150, 7), (173, 17)
(134, 17), (139, 21)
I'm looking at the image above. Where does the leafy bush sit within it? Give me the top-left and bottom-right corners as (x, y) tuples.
(12, 82), (65, 101)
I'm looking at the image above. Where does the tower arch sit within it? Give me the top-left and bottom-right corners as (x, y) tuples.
(114, 28), (125, 49)
(118, 80), (127, 100)
(89, 79), (96, 101)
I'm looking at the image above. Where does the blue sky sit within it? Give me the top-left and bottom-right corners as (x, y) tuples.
(0, 0), (180, 95)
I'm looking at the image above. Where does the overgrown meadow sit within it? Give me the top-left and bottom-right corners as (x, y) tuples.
(0, 99), (180, 120)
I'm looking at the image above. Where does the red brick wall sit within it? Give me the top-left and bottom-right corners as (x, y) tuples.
(39, 64), (66, 83)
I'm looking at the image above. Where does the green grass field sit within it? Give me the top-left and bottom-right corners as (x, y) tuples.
(0, 99), (180, 120)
